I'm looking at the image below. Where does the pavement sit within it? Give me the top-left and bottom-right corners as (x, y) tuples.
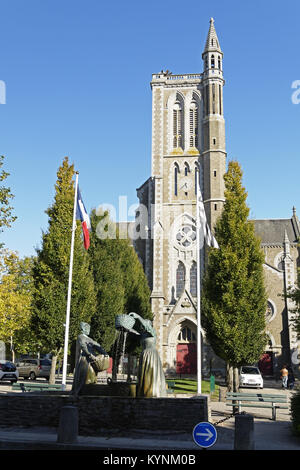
(0, 377), (299, 452)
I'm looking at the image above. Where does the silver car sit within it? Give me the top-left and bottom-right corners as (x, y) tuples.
(16, 358), (51, 381)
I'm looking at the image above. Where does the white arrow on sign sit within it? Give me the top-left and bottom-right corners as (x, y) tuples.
(196, 428), (213, 441)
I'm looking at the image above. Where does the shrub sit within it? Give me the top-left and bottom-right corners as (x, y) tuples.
(290, 389), (300, 437)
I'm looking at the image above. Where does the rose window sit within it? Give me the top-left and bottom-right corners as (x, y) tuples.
(176, 225), (196, 248)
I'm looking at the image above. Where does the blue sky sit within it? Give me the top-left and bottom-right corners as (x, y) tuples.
(0, 0), (299, 258)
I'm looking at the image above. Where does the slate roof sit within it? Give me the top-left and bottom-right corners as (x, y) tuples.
(253, 212), (300, 245)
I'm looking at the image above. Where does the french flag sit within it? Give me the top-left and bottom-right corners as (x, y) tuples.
(76, 188), (91, 250)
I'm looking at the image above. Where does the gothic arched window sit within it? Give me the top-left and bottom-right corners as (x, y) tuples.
(178, 326), (196, 342)
(211, 55), (215, 68)
(174, 164), (179, 196)
(195, 164), (199, 195)
(173, 99), (183, 149)
(184, 162), (190, 176)
(218, 56), (221, 69)
(176, 262), (185, 298)
(189, 100), (198, 148)
(190, 262), (197, 297)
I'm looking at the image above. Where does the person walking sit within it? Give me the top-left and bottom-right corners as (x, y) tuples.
(280, 365), (289, 389)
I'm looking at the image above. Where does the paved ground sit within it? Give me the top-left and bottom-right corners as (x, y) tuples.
(0, 377), (299, 451)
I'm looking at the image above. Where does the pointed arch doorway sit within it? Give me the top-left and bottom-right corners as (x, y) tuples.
(176, 322), (197, 375)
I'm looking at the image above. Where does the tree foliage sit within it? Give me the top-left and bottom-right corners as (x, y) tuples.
(88, 209), (152, 354)
(31, 157), (96, 360)
(0, 155), (17, 247)
(0, 250), (34, 355)
(202, 161), (267, 369)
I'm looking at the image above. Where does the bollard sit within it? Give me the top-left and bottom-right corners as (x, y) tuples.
(234, 413), (254, 450)
(57, 405), (78, 444)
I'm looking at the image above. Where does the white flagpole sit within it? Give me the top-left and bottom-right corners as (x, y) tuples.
(61, 171), (79, 391)
(196, 178), (202, 395)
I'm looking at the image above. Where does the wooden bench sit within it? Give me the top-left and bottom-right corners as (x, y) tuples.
(12, 382), (62, 393)
(226, 392), (289, 421)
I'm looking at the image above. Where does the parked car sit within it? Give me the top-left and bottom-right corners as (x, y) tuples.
(0, 360), (19, 384)
(239, 365), (263, 389)
(16, 358), (51, 381)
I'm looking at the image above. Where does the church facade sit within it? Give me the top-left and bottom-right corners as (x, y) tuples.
(133, 19), (300, 379)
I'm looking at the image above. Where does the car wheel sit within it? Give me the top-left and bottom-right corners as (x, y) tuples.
(29, 372), (36, 380)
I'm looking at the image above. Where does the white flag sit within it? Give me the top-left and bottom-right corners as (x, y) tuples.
(197, 181), (219, 249)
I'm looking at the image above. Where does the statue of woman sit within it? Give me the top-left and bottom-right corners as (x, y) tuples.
(72, 322), (108, 396)
(127, 312), (167, 398)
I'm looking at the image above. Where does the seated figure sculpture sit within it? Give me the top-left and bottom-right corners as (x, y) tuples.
(126, 312), (167, 398)
(72, 322), (108, 396)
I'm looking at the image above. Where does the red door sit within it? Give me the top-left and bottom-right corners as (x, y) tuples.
(176, 343), (197, 374)
(258, 352), (273, 376)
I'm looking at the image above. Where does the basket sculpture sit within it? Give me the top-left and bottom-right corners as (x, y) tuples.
(115, 314), (135, 331)
(91, 354), (110, 373)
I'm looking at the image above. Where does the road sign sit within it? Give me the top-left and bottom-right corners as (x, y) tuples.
(193, 422), (217, 448)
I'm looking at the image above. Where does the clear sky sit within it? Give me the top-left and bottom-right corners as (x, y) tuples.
(0, 0), (299, 258)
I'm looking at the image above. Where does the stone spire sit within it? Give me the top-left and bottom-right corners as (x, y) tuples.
(203, 17), (222, 54)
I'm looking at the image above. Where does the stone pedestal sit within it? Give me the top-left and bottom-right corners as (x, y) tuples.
(57, 405), (78, 444)
(234, 413), (254, 450)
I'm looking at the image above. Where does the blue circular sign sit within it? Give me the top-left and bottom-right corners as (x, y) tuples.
(193, 422), (217, 448)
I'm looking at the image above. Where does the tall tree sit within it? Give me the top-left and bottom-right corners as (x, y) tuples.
(89, 209), (152, 356)
(0, 155), (17, 247)
(32, 157), (96, 383)
(201, 161), (267, 391)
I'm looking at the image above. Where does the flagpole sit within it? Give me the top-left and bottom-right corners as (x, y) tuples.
(196, 178), (202, 395)
(61, 171), (79, 391)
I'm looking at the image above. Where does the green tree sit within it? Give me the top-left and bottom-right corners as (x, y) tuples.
(201, 161), (267, 391)
(89, 209), (152, 357)
(0, 155), (17, 247)
(0, 250), (34, 361)
(32, 157), (96, 383)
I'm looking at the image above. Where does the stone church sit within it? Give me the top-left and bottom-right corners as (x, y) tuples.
(132, 18), (300, 379)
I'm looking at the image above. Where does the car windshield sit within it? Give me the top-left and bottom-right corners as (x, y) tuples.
(241, 367), (260, 375)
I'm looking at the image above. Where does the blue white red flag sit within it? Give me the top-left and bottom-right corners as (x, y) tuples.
(76, 188), (91, 249)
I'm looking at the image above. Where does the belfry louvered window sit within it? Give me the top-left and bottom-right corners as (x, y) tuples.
(173, 100), (182, 149)
(189, 100), (198, 148)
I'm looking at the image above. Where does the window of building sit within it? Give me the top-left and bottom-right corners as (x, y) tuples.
(190, 262), (197, 297)
(195, 165), (199, 195)
(211, 55), (215, 68)
(174, 164), (179, 196)
(173, 99), (183, 149)
(178, 326), (196, 343)
(176, 262), (185, 298)
(189, 100), (198, 148)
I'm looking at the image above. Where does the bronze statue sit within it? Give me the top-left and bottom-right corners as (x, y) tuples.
(72, 322), (109, 396)
(126, 313), (167, 398)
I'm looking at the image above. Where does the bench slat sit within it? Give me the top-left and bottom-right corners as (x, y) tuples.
(226, 393), (287, 398)
(226, 398), (287, 403)
(226, 403), (289, 409)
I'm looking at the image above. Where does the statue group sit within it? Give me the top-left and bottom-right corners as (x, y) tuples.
(72, 314), (167, 398)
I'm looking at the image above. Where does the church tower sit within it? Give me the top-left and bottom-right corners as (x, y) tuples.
(135, 19), (226, 374)
(202, 18), (226, 228)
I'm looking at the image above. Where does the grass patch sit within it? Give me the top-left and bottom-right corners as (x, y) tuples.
(166, 378), (219, 400)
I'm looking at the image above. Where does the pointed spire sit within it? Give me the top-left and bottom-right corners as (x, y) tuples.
(203, 17), (222, 54)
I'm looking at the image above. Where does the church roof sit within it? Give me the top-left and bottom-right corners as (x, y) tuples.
(203, 17), (222, 54)
(253, 211), (300, 245)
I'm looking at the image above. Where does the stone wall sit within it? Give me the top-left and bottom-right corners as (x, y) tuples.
(0, 394), (209, 436)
